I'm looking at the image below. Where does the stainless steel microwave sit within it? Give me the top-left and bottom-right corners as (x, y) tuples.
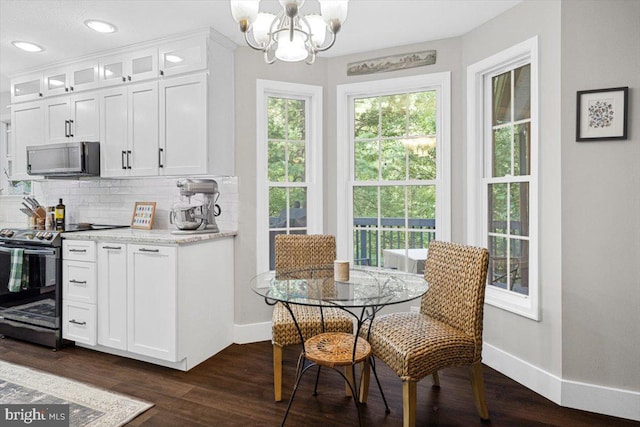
(27, 141), (100, 177)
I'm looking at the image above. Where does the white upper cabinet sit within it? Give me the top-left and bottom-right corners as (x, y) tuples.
(11, 101), (44, 180)
(44, 61), (100, 97)
(10, 29), (235, 177)
(99, 48), (158, 87)
(100, 82), (159, 177)
(11, 73), (43, 103)
(43, 68), (70, 97)
(158, 36), (207, 77)
(159, 73), (207, 175)
(44, 93), (100, 144)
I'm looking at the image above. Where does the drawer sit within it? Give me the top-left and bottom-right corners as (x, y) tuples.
(63, 260), (97, 304)
(63, 240), (96, 262)
(63, 301), (96, 346)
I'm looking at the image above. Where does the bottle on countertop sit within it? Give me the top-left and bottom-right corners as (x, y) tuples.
(55, 198), (65, 231)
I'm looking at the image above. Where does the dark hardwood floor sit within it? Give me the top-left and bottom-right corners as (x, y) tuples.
(0, 337), (636, 427)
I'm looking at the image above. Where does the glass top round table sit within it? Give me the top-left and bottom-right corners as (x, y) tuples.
(250, 266), (428, 309)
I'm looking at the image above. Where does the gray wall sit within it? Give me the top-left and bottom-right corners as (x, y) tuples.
(561, 0), (640, 391)
(461, 0), (563, 377)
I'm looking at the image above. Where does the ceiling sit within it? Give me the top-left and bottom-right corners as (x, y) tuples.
(0, 0), (521, 94)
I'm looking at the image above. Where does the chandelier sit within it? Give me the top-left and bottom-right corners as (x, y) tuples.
(230, 0), (349, 64)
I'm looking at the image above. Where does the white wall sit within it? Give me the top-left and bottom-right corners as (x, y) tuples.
(561, 0), (640, 392)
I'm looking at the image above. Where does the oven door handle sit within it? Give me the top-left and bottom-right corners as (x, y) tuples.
(0, 246), (57, 256)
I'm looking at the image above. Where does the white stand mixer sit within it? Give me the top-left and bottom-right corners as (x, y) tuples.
(170, 179), (221, 234)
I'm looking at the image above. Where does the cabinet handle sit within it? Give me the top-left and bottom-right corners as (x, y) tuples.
(122, 76), (126, 82)
(69, 249), (87, 253)
(160, 70), (164, 76)
(69, 119), (74, 137)
(65, 87), (69, 92)
(139, 248), (159, 253)
(122, 151), (127, 169)
(158, 148), (164, 168)
(64, 120), (70, 138)
(69, 319), (86, 326)
(69, 279), (87, 285)
(70, 86), (74, 91)
(102, 246), (122, 250)
(127, 150), (132, 169)
(127, 75), (132, 81)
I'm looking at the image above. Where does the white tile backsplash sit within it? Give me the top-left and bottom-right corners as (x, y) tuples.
(0, 176), (238, 231)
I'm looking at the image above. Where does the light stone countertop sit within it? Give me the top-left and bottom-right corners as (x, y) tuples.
(61, 228), (237, 245)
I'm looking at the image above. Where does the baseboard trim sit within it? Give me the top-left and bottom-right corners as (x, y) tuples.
(233, 321), (271, 344)
(483, 342), (640, 422)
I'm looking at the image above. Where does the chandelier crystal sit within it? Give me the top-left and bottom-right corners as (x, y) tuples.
(230, 0), (349, 64)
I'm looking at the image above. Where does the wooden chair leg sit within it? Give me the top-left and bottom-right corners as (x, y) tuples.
(470, 362), (489, 420)
(432, 371), (440, 387)
(402, 380), (417, 427)
(359, 357), (371, 403)
(345, 364), (354, 397)
(273, 344), (283, 402)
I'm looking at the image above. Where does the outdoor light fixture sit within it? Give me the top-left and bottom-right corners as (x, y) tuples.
(230, 0), (348, 64)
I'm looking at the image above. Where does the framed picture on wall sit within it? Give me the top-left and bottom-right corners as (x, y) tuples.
(131, 201), (156, 229)
(576, 87), (628, 141)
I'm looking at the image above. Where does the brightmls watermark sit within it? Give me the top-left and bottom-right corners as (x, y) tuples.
(0, 405), (69, 426)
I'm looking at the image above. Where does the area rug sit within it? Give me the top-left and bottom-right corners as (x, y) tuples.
(0, 359), (153, 426)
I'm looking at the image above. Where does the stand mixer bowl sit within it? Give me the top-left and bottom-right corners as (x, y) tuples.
(169, 202), (204, 230)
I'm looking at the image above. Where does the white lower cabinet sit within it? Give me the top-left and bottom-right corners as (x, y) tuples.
(96, 243), (127, 350)
(92, 237), (234, 370)
(97, 243), (176, 360)
(62, 240), (97, 346)
(126, 244), (177, 360)
(63, 302), (97, 345)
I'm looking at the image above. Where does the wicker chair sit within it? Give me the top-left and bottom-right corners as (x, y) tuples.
(272, 234), (354, 401)
(361, 240), (490, 426)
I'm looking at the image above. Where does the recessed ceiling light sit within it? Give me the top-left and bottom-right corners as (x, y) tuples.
(12, 41), (44, 52)
(85, 19), (117, 33)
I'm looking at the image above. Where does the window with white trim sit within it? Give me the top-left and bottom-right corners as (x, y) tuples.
(337, 73), (451, 270)
(467, 37), (539, 320)
(256, 80), (323, 272)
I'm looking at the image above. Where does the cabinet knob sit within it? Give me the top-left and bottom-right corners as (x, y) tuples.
(127, 75), (131, 81)
(39, 93), (43, 97)
(122, 76), (126, 82)
(70, 86), (74, 91)
(160, 70), (164, 76)
(65, 87), (69, 92)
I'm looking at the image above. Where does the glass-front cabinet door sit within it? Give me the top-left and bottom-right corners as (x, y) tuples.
(43, 68), (69, 97)
(10, 73), (43, 103)
(99, 49), (157, 87)
(158, 36), (207, 77)
(129, 48), (158, 82)
(70, 61), (100, 92)
(99, 55), (127, 87)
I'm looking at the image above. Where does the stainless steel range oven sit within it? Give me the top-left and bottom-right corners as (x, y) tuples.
(0, 224), (128, 349)
(0, 229), (62, 349)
